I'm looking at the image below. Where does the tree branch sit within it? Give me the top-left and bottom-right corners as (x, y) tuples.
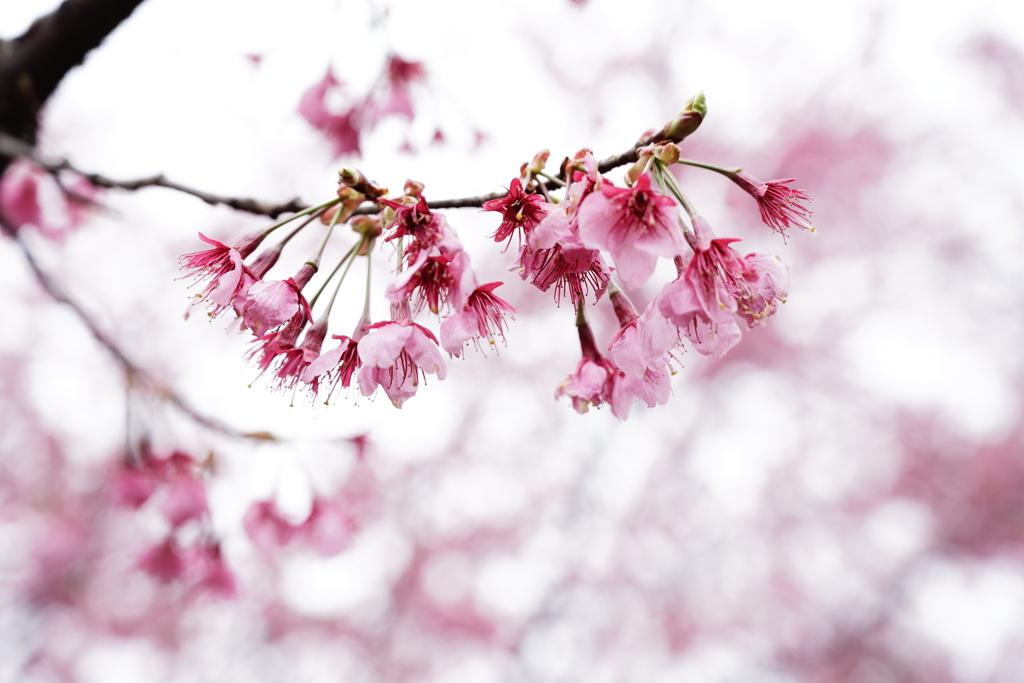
(0, 214), (277, 441)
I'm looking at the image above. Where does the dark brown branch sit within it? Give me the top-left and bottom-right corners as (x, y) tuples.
(0, 131), (308, 218)
(0, 214), (277, 441)
(0, 0), (147, 174)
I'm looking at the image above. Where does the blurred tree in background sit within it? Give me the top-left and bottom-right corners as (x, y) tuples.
(2, 1), (1024, 681)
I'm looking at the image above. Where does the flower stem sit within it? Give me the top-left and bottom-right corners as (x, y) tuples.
(651, 161), (697, 235)
(260, 197), (342, 238)
(675, 158), (742, 177)
(308, 241), (359, 309)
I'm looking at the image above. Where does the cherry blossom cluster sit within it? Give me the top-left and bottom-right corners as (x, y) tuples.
(179, 93), (813, 417)
(111, 450), (236, 598)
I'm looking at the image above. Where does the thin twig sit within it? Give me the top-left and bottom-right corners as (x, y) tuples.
(0, 214), (276, 441)
(0, 131), (307, 219)
(1, 130), (649, 220)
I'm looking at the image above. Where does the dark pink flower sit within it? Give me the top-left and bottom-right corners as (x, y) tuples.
(731, 171), (814, 237)
(386, 248), (465, 315)
(440, 282), (516, 357)
(272, 318), (329, 394)
(482, 178), (549, 245)
(577, 173), (685, 289)
(0, 160), (45, 232)
(357, 319), (447, 407)
(139, 537), (188, 583)
(379, 197), (448, 252)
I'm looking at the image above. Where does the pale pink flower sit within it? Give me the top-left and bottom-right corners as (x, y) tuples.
(577, 173), (684, 289)
(373, 54), (425, 120)
(656, 216), (787, 358)
(357, 319), (447, 407)
(557, 356), (614, 414)
(482, 178), (549, 246)
(300, 499), (356, 557)
(242, 264), (315, 334)
(190, 542), (238, 600)
(440, 282), (516, 357)
(731, 171), (813, 237)
(298, 68), (363, 157)
(511, 232), (610, 306)
(110, 462), (158, 509)
(161, 478), (209, 528)
(243, 500), (299, 552)
(181, 231), (264, 318)
(303, 334), (363, 400)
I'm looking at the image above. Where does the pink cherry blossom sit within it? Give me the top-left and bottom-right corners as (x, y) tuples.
(482, 178), (549, 246)
(577, 173), (684, 289)
(656, 216), (787, 358)
(380, 197), (450, 252)
(298, 68), (363, 157)
(243, 500), (299, 552)
(139, 537), (188, 583)
(511, 232), (610, 306)
(248, 312), (308, 376)
(357, 319), (447, 407)
(190, 542), (238, 599)
(557, 356), (614, 414)
(386, 248), (466, 315)
(731, 171), (814, 237)
(0, 159), (45, 231)
(272, 318), (330, 394)
(242, 263), (315, 335)
(300, 499), (356, 557)
(440, 282), (516, 357)
(180, 231), (264, 318)
(303, 333), (364, 400)
(161, 478), (209, 528)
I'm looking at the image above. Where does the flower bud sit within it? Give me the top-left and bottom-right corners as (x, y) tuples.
(648, 92), (706, 144)
(404, 179), (425, 198)
(338, 167), (387, 199)
(527, 149), (550, 175)
(653, 142), (680, 165)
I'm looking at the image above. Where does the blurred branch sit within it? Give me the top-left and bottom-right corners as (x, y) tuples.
(0, 214), (277, 441)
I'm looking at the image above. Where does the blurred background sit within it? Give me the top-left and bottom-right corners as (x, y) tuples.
(2, 0), (1024, 680)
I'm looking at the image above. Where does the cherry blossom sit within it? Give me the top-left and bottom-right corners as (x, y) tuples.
(357, 318), (447, 407)
(730, 171), (814, 236)
(440, 282), (516, 357)
(482, 178), (549, 245)
(577, 172), (685, 289)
